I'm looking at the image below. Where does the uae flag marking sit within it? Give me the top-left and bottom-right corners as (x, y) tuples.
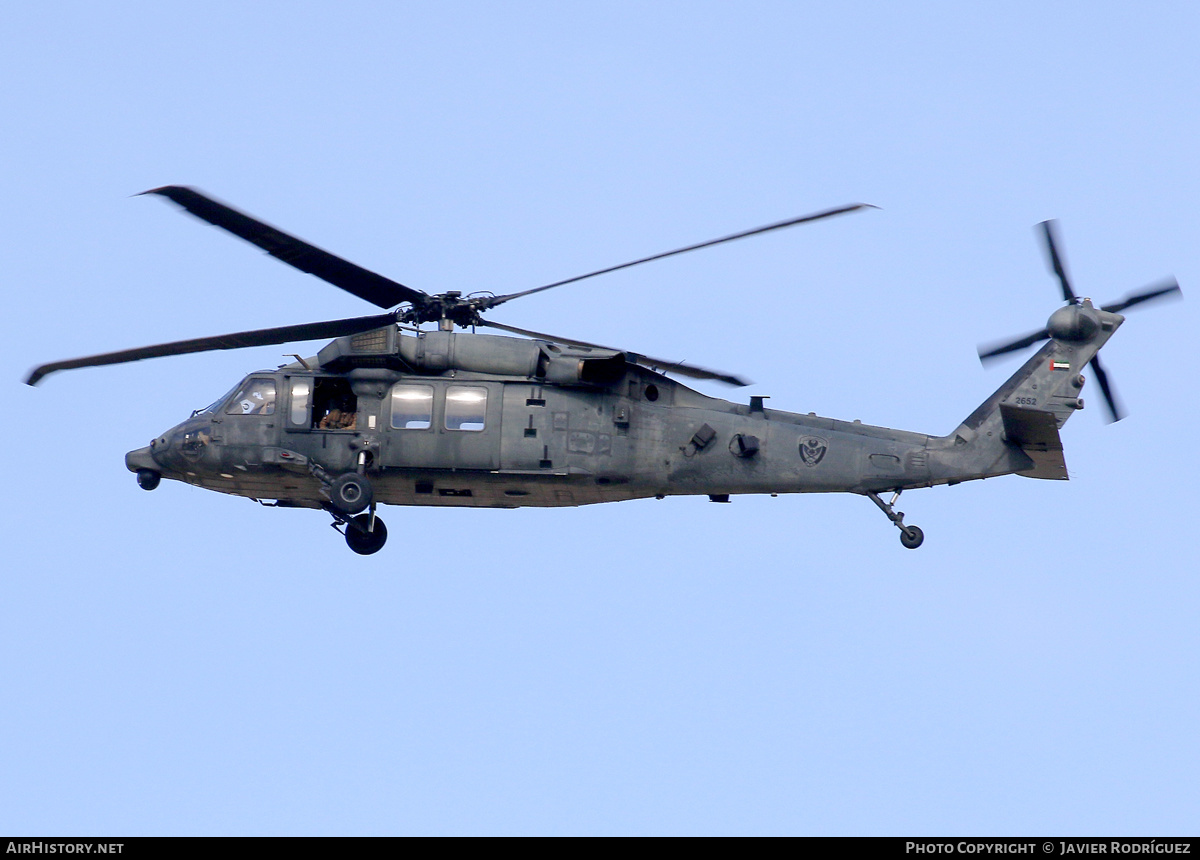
(1050, 360), (1070, 371)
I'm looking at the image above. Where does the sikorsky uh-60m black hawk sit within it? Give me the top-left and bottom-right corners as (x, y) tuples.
(26, 188), (1181, 554)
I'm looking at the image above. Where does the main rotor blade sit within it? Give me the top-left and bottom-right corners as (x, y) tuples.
(1088, 354), (1125, 423)
(978, 327), (1051, 363)
(1102, 277), (1182, 313)
(482, 320), (751, 386)
(483, 203), (876, 309)
(1039, 220), (1078, 304)
(25, 313), (396, 385)
(143, 186), (426, 310)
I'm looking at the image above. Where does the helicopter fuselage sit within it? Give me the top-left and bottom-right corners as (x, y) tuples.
(124, 325), (1109, 514)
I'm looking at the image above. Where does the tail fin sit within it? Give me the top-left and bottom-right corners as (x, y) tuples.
(931, 304), (1124, 483)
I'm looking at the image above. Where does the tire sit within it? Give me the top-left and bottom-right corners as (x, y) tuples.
(900, 525), (924, 549)
(136, 469), (161, 491)
(330, 472), (372, 515)
(345, 514), (387, 555)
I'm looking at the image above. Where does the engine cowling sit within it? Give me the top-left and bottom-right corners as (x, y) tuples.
(317, 327), (627, 385)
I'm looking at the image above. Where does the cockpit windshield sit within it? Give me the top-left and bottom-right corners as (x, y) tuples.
(195, 382), (242, 416)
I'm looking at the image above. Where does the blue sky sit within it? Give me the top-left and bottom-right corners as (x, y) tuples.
(2, 1), (1197, 835)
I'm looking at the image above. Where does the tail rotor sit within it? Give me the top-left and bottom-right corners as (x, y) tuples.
(977, 220), (1181, 423)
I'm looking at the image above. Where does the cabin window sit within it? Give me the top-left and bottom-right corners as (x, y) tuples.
(225, 378), (276, 415)
(390, 384), (434, 430)
(289, 380), (311, 425)
(445, 385), (487, 431)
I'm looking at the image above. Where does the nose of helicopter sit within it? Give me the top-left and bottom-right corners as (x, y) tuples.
(127, 428), (175, 471)
(125, 445), (160, 474)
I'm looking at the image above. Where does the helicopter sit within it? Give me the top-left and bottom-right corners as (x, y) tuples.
(26, 187), (1182, 554)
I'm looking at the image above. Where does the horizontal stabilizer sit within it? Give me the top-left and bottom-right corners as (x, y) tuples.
(1001, 404), (1068, 480)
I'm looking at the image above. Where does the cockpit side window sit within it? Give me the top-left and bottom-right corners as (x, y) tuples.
(225, 378), (277, 415)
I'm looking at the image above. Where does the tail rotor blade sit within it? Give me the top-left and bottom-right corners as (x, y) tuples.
(1039, 220), (1079, 304)
(1102, 277), (1182, 313)
(1088, 354), (1125, 423)
(978, 327), (1051, 363)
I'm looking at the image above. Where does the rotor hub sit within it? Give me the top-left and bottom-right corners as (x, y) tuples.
(1047, 302), (1100, 342)
(399, 293), (488, 328)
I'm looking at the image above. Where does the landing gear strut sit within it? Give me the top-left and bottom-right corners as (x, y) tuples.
(326, 503), (388, 555)
(865, 490), (924, 549)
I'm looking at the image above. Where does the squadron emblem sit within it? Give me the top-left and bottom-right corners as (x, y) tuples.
(799, 435), (828, 466)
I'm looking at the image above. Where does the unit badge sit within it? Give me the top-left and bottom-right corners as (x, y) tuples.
(799, 435), (828, 466)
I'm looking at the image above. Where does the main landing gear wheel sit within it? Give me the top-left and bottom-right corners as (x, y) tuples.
(345, 513), (388, 555)
(329, 472), (373, 515)
(900, 525), (924, 550)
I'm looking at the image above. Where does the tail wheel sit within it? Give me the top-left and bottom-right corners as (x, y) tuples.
(900, 525), (924, 549)
(330, 472), (372, 515)
(345, 514), (387, 555)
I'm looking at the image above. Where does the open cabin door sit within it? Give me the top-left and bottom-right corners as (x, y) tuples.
(281, 375), (363, 472)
